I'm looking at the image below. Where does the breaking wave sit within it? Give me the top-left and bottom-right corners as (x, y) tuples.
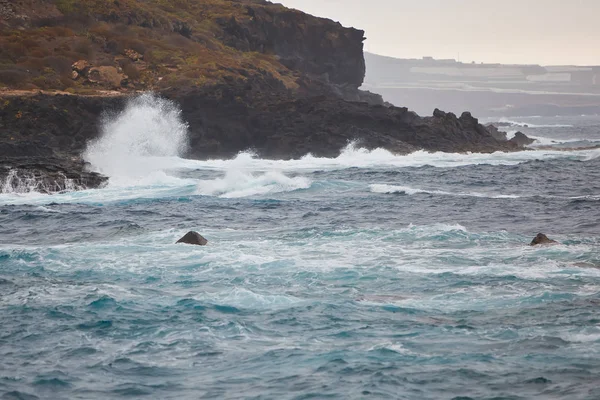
(177, 144), (599, 172)
(370, 184), (522, 199)
(195, 170), (312, 198)
(496, 118), (574, 128)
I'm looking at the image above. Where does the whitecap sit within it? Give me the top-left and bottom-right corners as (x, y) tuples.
(370, 184), (521, 199)
(496, 117), (574, 128)
(195, 170), (311, 198)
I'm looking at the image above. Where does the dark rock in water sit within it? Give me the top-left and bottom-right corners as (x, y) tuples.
(485, 124), (508, 141)
(0, 156), (107, 194)
(176, 231), (208, 246)
(530, 233), (558, 246)
(510, 132), (535, 147)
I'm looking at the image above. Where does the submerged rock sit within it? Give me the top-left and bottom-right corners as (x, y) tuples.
(176, 231), (208, 246)
(530, 233), (558, 246)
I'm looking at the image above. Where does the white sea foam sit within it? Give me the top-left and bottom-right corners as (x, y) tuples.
(1, 93), (599, 206)
(526, 135), (600, 148)
(195, 170), (311, 198)
(497, 117), (573, 128)
(175, 144), (599, 172)
(370, 184), (522, 199)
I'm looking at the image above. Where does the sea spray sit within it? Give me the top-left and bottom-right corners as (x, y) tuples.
(82, 93), (312, 196)
(84, 93), (189, 183)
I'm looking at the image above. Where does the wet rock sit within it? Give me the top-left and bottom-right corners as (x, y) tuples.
(0, 157), (108, 194)
(176, 231), (208, 246)
(530, 233), (558, 246)
(509, 131), (535, 147)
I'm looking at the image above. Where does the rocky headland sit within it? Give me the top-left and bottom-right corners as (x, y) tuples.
(1, 0), (527, 192)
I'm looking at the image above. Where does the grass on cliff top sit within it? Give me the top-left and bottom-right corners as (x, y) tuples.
(0, 0), (298, 92)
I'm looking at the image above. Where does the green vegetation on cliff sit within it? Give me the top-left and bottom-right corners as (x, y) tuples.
(0, 0), (365, 93)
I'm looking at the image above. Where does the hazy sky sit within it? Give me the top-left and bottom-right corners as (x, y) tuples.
(279, 0), (600, 66)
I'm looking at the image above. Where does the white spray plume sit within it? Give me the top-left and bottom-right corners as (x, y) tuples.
(84, 93), (189, 183)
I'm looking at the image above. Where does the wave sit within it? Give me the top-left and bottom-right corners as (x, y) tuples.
(496, 118), (574, 128)
(176, 143), (600, 172)
(195, 170), (311, 198)
(370, 184), (600, 202)
(1, 92), (598, 205)
(370, 184), (521, 199)
(526, 135), (600, 148)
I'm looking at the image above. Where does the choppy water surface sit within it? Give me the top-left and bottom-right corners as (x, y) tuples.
(1, 99), (600, 399)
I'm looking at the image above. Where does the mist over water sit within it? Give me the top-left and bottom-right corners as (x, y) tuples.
(1, 97), (600, 399)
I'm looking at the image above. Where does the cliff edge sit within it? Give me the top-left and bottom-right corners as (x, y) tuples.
(0, 0), (522, 192)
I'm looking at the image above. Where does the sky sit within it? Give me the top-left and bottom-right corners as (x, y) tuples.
(278, 0), (600, 66)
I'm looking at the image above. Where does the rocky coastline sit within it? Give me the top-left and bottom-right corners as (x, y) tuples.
(1, 0), (528, 193)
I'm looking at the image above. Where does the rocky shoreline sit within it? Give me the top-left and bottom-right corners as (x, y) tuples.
(0, 82), (528, 193)
(0, 0), (530, 193)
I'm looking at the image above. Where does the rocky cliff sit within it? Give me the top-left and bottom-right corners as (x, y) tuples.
(0, 0), (523, 193)
(0, 0), (366, 95)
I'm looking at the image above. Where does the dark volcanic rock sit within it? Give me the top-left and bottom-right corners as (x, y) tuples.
(0, 157), (107, 194)
(176, 231), (208, 246)
(510, 132), (535, 147)
(169, 82), (519, 160)
(218, 5), (365, 88)
(1, 85), (520, 172)
(530, 233), (558, 246)
(485, 124), (508, 141)
(0, 94), (119, 193)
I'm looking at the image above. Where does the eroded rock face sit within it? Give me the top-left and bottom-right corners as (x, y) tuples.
(176, 231), (208, 246)
(218, 6), (366, 88)
(530, 233), (558, 246)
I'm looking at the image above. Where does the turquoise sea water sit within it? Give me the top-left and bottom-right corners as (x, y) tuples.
(1, 101), (600, 399)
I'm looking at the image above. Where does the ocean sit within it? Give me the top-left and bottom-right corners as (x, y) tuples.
(1, 96), (600, 399)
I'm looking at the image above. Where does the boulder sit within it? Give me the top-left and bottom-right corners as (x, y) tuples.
(530, 233), (558, 246)
(176, 231), (208, 246)
(87, 66), (125, 88)
(72, 60), (91, 73)
(124, 49), (143, 61)
(509, 131), (535, 147)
